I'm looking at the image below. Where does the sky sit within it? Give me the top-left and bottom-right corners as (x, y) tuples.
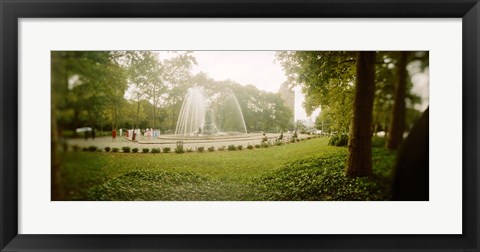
(160, 51), (320, 122)
(158, 51), (429, 122)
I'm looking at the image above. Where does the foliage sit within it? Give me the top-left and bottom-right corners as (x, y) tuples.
(88, 146), (97, 152)
(132, 148), (139, 153)
(197, 146), (205, 152)
(247, 145), (253, 149)
(122, 146), (131, 153)
(163, 147), (171, 153)
(228, 145), (237, 151)
(104, 147), (111, 152)
(142, 148), (150, 153)
(175, 145), (184, 154)
(248, 149), (395, 201)
(112, 147), (119, 152)
(237, 145), (243, 150)
(328, 134), (349, 147)
(151, 148), (161, 153)
(208, 146), (215, 152)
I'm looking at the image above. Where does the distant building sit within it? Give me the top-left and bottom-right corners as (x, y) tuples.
(278, 82), (295, 127)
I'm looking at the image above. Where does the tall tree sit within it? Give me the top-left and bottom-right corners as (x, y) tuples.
(346, 51), (376, 177)
(387, 52), (408, 150)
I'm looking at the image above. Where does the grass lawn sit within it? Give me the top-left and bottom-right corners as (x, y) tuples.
(58, 137), (396, 201)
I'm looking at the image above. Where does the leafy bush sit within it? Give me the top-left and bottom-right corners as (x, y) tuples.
(122, 146), (131, 153)
(247, 145), (253, 149)
(151, 148), (161, 153)
(186, 148), (194, 153)
(175, 145), (184, 154)
(73, 145), (80, 152)
(255, 144), (261, 148)
(142, 148), (150, 153)
(218, 146), (226, 151)
(104, 147), (111, 152)
(163, 147), (171, 153)
(275, 141), (283, 146)
(132, 148), (139, 153)
(112, 147), (119, 153)
(208, 146), (215, 152)
(228, 145), (236, 151)
(261, 142), (269, 148)
(237, 145), (243, 150)
(372, 136), (386, 148)
(197, 146), (205, 152)
(328, 133), (349, 147)
(82, 147), (88, 152)
(290, 139), (296, 143)
(248, 151), (394, 201)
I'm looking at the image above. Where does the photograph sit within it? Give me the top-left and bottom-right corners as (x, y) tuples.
(51, 50), (429, 201)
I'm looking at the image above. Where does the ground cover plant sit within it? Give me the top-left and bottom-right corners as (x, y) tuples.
(58, 138), (396, 201)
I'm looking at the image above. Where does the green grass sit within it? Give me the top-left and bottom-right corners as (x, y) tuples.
(58, 138), (396, 201)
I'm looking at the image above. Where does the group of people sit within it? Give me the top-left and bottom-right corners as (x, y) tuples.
(111, 128), (161, 141)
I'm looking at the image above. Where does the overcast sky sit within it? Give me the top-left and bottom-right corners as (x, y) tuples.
(159, 51), (428, 122)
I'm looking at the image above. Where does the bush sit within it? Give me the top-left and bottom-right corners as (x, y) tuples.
(247, 145), (253, 149)
(237, 145), (243, 150)
(151, 148), (160, 153)
(82, 147), (88, 152)
(328, 133), (349, 147)
(208, 146), (215, 152)
(163, 147), (171, 153)
(248, 152), (394, 201)
(261, 142), (269, 148)
(142, 148), (150, 153)
(122, 146), (131, 153)
(228, 145), (236, 151)
(290, 139), (296, 143)
(104, 147), (111, 152)
(255, 144), (261, 148)
(275, 141), (283, 146)
(197, 146), (205, 152)
(175, 145), (184, 154)
(132, 148), (139, 153)
(112, 147), (119, 153)
(73, 145), (80, 152)
(372, 136), (386, 148)
(218, 146), (226, 151)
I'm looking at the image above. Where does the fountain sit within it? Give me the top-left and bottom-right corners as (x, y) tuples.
(175, 86), (247, 137)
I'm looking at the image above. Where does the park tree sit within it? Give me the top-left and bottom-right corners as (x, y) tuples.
(277, 51), (376, 177)
(387, 51), (428, 150)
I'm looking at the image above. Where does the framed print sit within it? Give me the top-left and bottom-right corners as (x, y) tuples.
(1, 0), (479, 251)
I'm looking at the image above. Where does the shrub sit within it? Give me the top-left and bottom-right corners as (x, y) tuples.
(275, 141), (283, 146)
(82, 147), (88, 152)
(328, 133), (349, 147)
(151, 148), (161, 153)
(73, 145), (80, 152)
(247, 144), (253, 149)
(228, 145), (236, 151)
(255, 144), (261, 148)
(290, 139), (296, 143)
(218, 146), (226, 151)
(104, 147), (111, 152)
(132, 148), (139, 153)
(186, 148), (194, 153)
(122, 146), (131, 153)
(237, 145), (243, 150)
(163, 147), (171, 153)
(175, 145), (184, 154)
(112, 147), (119, 153)
(261, 142), (269, 148)
(142, 148), (150, 153)
(197, 146), (205, 152)
(208, 146), (215, 152)
(372, 136), (386, 148)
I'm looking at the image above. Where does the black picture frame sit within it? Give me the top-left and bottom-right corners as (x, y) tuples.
(1, 0), (479, 251)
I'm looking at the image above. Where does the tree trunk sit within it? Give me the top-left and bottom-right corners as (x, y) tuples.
(347, 51), (376, 177)
(387, 52), (408, 150)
